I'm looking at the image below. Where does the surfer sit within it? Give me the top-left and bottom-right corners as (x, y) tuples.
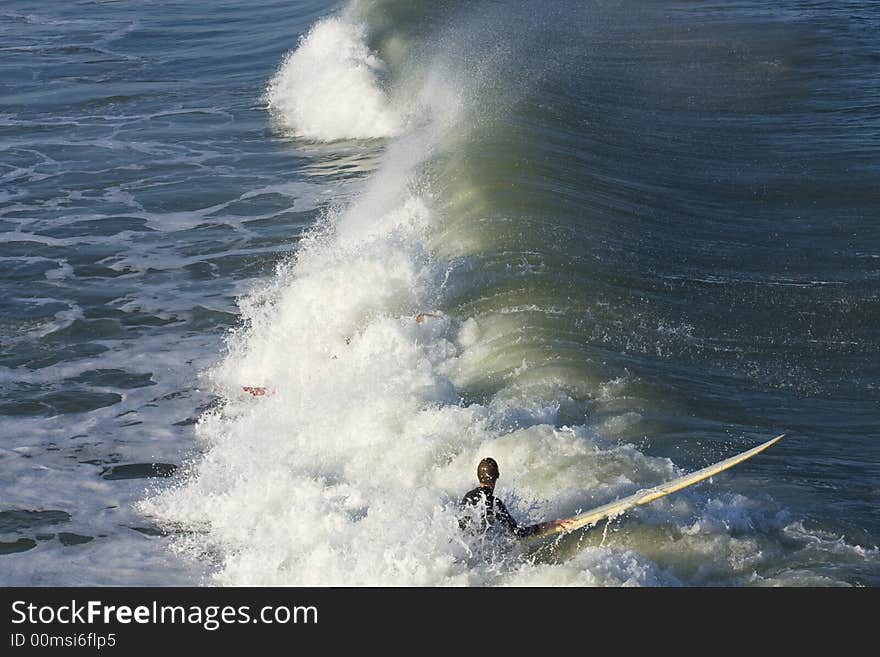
(459, 457), (571, 538)
(415, 312), (443, 324)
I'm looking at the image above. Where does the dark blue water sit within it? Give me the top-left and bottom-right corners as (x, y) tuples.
(1, 0), (877, 585)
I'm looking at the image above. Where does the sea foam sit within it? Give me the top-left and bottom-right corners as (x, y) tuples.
(266, 16), (400, 141)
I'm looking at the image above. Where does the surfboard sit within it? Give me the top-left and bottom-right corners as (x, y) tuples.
(531, 433), (785, 540)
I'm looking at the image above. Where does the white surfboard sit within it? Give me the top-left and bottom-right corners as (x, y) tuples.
(531, 434), (785, 540)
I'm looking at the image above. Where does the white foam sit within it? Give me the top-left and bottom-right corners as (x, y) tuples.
(266, 17), (401, 141)
(44, 259), (74, 281)
(500, 547), (682, 586)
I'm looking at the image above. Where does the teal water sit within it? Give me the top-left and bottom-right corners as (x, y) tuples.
(1, 0), (877, 585)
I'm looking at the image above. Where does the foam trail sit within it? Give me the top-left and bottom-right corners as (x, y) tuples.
(266, 15), (400, 141)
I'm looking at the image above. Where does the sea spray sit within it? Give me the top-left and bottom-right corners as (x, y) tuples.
(266, 16), (400, 140)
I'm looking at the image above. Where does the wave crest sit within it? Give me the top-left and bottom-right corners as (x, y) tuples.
(266, 17), (400, 141)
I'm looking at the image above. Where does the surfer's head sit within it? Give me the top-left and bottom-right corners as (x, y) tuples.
(477, 458), (499, 488)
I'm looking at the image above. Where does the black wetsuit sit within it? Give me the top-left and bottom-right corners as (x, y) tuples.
(459, 486), (540, 538)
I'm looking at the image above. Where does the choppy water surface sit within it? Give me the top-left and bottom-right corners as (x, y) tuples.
(2, 0), (877, 586)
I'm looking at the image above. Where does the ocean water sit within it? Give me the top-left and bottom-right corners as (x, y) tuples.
(1, 0), (877, 586)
